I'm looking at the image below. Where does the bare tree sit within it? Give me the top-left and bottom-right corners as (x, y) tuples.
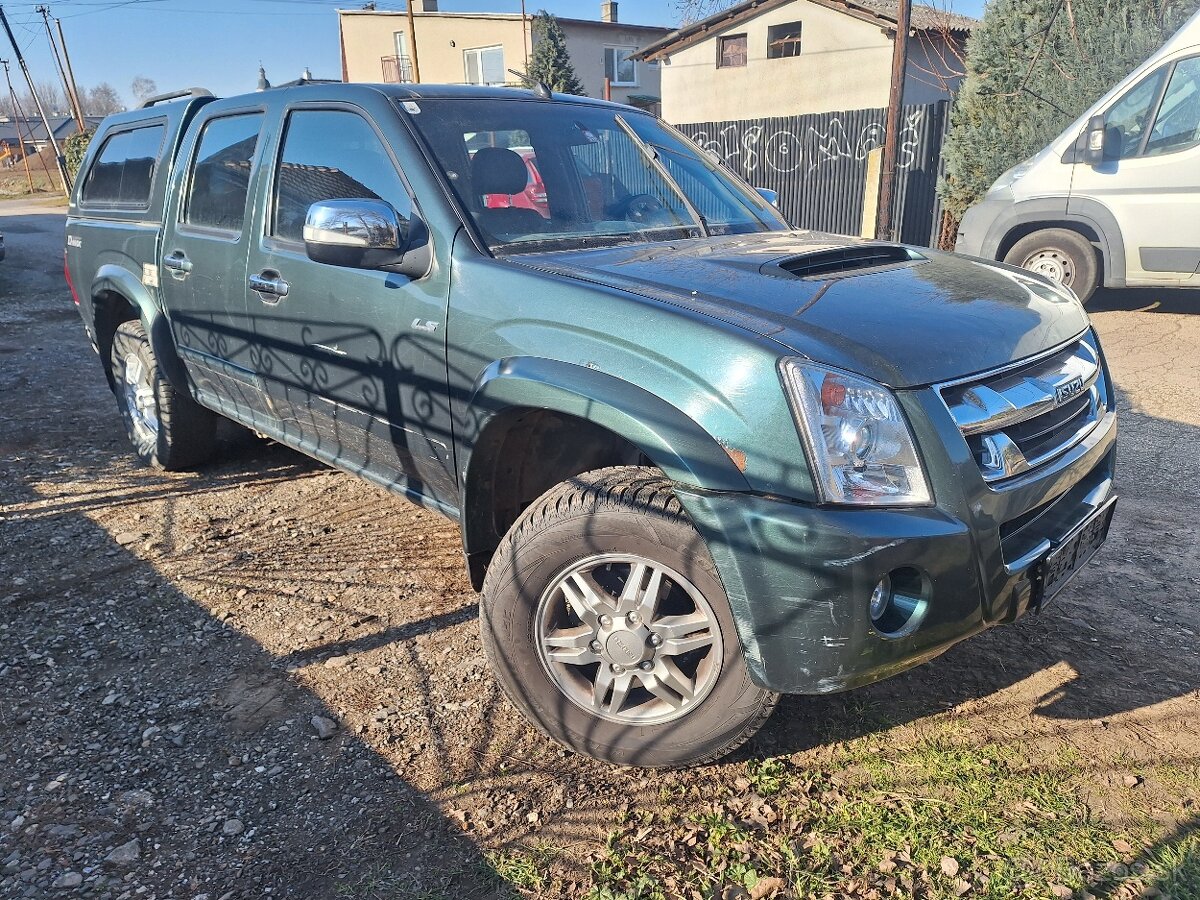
(131, 76), (157, 104)
(673, 0), (738, 24)
(18, 79), (66, 118)
(84, 83), (124, 116)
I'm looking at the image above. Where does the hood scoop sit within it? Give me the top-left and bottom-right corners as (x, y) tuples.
(764, 244), (923, 281)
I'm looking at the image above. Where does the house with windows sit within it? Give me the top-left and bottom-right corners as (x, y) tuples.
(633, 0), (975, 124)
(337, 1), (671, 108)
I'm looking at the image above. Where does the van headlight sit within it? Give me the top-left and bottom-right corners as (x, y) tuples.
(779, 360), (932, 506)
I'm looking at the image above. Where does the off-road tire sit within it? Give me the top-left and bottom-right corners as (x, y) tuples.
(480, 466), (779, 768)
(1003, 228), (1100, 302)
(110, 320), (218, 470)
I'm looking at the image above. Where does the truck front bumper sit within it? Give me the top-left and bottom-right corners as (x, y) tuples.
(675, 409), (1117, 695)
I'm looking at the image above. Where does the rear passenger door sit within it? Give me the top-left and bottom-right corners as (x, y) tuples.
(160, 109), (268, 420)
(243, 103), (457, 505)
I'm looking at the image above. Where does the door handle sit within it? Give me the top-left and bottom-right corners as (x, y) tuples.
(249, 272), (290, 299)
(163, 251), (192, 274)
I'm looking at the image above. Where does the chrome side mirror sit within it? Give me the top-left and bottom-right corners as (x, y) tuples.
(755, 187), (779, 207)
(303, 199), (406, 269)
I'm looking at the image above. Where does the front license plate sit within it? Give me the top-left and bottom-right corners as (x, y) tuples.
(1036, 496), (1117, 607)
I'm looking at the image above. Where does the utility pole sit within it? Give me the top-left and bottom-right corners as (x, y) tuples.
(521, 0), (529, 72)
(2, 58), (36, 194)
(875, 0), (912, 242)
(36, 5), (83, 130)
(0, 4), (71, 192)
(55, 17), (85, 129)
(404, 0), (421, 83)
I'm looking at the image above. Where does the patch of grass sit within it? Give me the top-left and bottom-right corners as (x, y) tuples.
(745, 757), (791, 796)
(587, 728), (1200, 900)
(334, 858), (516, 900)
(587, 833), (667, 900)
(487, 843), (562, 893)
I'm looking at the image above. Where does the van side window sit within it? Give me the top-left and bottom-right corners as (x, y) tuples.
(1145, 57), (1200, 156)
(184, 113), (264, 233)
(1104, 67), (1168, 159)
(271, 110), (411, 243)
(81, 124), (165, 207)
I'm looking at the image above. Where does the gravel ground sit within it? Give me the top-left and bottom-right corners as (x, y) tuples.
(1, 199), (1197, 899)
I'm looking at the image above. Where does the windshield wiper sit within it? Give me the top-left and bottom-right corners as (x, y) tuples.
(614, 114), (710, 238)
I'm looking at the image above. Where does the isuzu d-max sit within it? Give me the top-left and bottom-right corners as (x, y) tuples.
(65, 83), (1117, 767)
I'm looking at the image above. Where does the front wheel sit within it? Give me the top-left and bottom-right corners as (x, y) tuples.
(1003, 228), (1100, 302)
(480, 467), (778, 768)
(110, 320), (218, 470)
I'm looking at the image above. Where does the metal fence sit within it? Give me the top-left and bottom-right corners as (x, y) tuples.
(676, 101), (951, 247)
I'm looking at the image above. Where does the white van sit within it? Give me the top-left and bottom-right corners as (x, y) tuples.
(955, 11), (1200, 300)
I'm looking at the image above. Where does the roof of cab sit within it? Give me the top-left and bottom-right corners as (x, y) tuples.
(199, 81), (640, 111)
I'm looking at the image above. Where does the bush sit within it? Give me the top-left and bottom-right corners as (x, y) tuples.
(64, 129), (94, 181)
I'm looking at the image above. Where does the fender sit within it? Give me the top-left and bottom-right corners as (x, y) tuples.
(459, 356), (754, 587)
(981, 197), (1128, 288)
(465, 356), (752, 494)
(92, 264), (191, 393)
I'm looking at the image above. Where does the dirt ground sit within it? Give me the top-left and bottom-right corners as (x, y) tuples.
(1, 198), (1197, 899)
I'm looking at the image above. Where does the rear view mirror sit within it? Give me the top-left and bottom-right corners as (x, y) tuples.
(1081, 115), (1121, 166)
(304, 199), (407, 270)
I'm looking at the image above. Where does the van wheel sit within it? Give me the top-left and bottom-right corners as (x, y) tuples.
(480, 466), (778, 768)
(1004, 229), (1099, 302)
(110, 320), (217, 470)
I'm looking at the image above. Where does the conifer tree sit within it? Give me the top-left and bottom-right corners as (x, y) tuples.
(940, 0), (1198, 222)
(526, 11), (586, 95)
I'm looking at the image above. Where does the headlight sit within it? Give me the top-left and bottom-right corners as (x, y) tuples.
(779, 360), (932, 506)
(992, 159), (1033, 192)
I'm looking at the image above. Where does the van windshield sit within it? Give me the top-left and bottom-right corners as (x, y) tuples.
(402, 98), (787, 253)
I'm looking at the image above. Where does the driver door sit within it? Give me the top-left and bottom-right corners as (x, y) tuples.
(1070, 55), (1200, 284)
(243, 104), (457, 505)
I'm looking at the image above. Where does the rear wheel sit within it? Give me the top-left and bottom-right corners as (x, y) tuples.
(480, 466), (778, 768)
(1003, 228), (1100, 302)
(110, 320), (217, 470)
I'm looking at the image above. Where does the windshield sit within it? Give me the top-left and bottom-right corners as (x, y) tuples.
(402, 98), (788, 253)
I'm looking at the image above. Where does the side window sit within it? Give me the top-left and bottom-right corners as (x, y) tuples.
(271, 109), (412, 243)
(184, 113), (263, 233)
(81, 124), (165, 207)
(1145, 57), (1200, 156)
(1104, 67), (1168, 158)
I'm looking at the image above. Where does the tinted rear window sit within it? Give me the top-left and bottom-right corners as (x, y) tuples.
(81, 124), (165, 207)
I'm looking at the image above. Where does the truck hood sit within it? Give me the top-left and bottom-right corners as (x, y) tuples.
(513, 231), (1089, 388)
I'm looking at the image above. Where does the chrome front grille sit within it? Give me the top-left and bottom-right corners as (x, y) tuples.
(940, 335), (1108, 483)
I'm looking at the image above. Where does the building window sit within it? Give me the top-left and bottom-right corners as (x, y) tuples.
(604, 47), (638, 86)
(717, 34), (747, 68)
(464, 46), (506, 86)
(767, 21), (802, 59)
(383, 31), (414, 83)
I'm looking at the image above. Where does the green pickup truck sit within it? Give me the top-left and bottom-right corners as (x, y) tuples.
(65, 83), (1117, 767)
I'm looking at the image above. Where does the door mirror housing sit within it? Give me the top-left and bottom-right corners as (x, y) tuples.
(1081, 115), (1122, 166)
(304, 199), (429, 275)
(755, 187), (780, 207)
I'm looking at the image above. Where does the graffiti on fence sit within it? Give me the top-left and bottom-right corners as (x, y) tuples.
(688, 108), (926, 177)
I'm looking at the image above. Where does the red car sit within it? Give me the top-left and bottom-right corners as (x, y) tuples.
(482, 147), (549, 218)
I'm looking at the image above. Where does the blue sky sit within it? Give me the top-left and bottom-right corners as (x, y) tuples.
(0, 0), (987, 107)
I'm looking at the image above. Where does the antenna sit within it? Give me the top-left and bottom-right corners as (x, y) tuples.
(507, 68), (552, 99)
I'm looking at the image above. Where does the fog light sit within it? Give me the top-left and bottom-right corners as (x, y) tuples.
(869, 567), (930, 638)
(869, 576), (891, 620)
